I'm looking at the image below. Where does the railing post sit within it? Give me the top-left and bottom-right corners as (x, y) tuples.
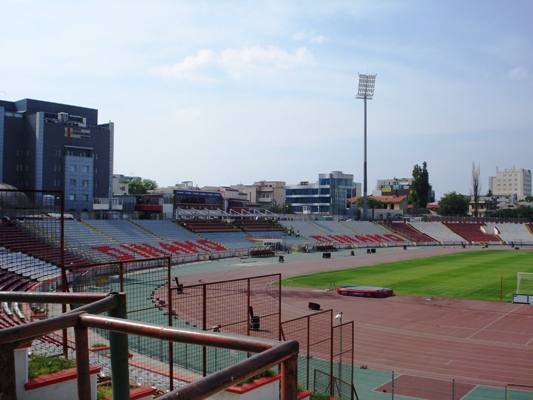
(109, 293), (130, 400)
(74, 323), (92, 400)
(0, 344), (16, 400)
(280, 353), (298, 400)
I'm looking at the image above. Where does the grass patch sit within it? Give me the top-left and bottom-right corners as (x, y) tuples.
(97, 383), (139, 400)
(282, 250), (533, 301)
(28, 354), (76, 379)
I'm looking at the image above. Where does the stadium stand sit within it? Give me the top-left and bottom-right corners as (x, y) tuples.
(83, 220), (159, 244)
(180, 219), (234, 233)
(313, 220), (360, 236)
(279, 220), (323, 238)
(199, 231), (253, 251)
(19, 219), (230, 263)
(342, 220), (389, 235)
(233, 219), (283, 232)
(443, 222), (501, 244)
(485, 223), (533, 245)
(380, 221), (436, 243)
(406, 221), (463, 243)
(278, 220), (406, 246)
(133, 220), (199, 241)
(0, 248), (61, 283)
(1, 222), (92, 266)
(336, 220), (406, 245)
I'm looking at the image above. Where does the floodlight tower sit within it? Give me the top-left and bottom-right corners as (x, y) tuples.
(356, 74), (376, 221)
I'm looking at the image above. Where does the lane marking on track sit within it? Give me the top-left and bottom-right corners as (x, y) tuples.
(467, 304), (523, 340)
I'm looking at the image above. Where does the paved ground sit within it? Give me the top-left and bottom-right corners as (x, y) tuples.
(171, 246), (533, 391)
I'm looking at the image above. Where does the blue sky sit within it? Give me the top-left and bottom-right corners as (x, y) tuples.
(1, 0), (532, 200)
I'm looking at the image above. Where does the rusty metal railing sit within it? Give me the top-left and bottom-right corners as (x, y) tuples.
(0, 291), (299, 400)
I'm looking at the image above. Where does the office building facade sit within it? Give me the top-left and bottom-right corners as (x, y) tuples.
(286, 171), (357, 215)
(0, 98), (114, 211)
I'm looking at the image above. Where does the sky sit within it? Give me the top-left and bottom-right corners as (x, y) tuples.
(1, 0), (532, 200)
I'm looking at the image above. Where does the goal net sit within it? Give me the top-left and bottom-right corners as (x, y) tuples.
(516, 272), (533, 294)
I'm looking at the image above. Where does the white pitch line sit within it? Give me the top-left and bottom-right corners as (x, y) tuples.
(467, 304), (523, 340)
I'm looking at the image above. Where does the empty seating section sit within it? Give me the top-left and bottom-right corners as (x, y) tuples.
(133, 220), (199, 241)
(443, 222), (500, 243)
(1, 222), (91, 267)
(485, 223), (533, 245)
(279, 220), (324, 238)
(380, 221), (436, 243)
(408, 221), (464, 243)
(83, 220), (159, 244)
(234, 219), (283, 231)
(200, 232), (253, 251)
(180, 219), (234, 232)
(282, 235), (309, 246)
(5, 217), (532, 270)
(64, 220), (115, 246)
(21, 219), (112, 262)
(246, 230), (283, 238)
(342, 221), (387, 235)
(0, 258), (65, 347)
(278, 220), (406, 245)
(312, 221), (358, 235)
(0, 247), (61, 282)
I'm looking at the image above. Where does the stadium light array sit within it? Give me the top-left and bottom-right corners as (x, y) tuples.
(356, 73), (377, 221)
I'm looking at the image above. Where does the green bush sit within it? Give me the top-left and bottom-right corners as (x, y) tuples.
(237, 368), (276, 385)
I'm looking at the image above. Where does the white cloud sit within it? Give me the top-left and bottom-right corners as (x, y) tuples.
(507, 66), (528, 80)
(153, 46), (314, 81)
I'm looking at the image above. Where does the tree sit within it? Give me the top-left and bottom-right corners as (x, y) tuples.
(471, 162), (482, 217)
(438, 191), (470, 216)
(354, 197), (384, 209)
(121, 179), (158, 194)
(125, 180), (147, 194)
(496, 205), (533, 221)
(411, 162), (430, 208)
(143, 179), (158, 191)
(524, 196), (533, 202)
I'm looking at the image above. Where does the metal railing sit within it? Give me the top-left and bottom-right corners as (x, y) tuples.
(0, 291), (299, 400)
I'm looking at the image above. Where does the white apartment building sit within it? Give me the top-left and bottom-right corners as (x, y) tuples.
(233, 181), (286, 206)
(489, 167), (532, 199)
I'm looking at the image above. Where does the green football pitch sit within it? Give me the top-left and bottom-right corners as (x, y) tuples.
(281, 250), (533, 302)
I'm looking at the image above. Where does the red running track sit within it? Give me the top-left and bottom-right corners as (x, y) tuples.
(175, 246), (533, 388)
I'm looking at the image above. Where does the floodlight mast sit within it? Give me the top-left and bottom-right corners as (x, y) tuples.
(356, 74), (376, 221)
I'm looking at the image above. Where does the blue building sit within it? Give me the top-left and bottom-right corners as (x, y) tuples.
(285, 171), (358, 215)
(0, 98), (114, 211)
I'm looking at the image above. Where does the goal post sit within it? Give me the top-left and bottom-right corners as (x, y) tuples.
(516, 272), (533, 294)
(514, 273), (533, 304)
